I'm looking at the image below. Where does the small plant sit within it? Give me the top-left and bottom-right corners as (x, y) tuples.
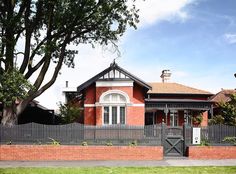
(105, 141), (113, 146)
(200, 139), (210, 146)
(223, 137), (236, 145)
(193, 113), (203, 125)
(81, 141), (88, 146)
(129, 140), (138, 147)
(48, 137), (60, 145)
(6, 141), (12, 145)
(36, 140), (42, 145)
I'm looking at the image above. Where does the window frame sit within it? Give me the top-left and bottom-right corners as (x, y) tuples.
(100, 90), (129, 125)
(170, 110), (178, 127)
(184, 110), (192, 126)
(103, 105), (126, 125)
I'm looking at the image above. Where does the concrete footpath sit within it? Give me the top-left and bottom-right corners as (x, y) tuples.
(0, 158), (236, 167)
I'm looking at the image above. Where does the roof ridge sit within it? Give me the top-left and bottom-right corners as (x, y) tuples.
(148, 82), (212, 95)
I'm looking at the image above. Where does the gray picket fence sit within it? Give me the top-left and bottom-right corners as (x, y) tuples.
(0, 123), (235, 146)
(201, 124), (236, 145)
(0, 123), (162, 145)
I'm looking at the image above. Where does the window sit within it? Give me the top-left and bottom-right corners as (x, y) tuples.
(104, 107), (109, 124)
(170, 110), (178, 127)
(103, 106), (126, 125)
(101, 91), (128, 125)
(184, 110), (192, 126)
(112, 107), (117, 124)
(120, 107), (125, 124)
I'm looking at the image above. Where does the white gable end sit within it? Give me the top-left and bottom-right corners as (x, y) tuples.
(99, 69), (130, 80)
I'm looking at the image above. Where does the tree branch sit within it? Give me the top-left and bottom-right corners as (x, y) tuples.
(19, 0), (32, 74)
(24, 56), (46, 79)
(30, 37), (69, 99)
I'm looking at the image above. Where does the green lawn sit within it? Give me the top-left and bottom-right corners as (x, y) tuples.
(0, 167), (236, 174)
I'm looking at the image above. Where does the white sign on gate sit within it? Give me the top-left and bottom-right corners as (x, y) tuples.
(192, 127), (201, 145)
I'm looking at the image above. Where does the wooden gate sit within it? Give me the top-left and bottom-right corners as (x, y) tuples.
(162, 126), (184, 156)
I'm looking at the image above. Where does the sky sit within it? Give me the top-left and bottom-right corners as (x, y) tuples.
(36, 0), (236, 110)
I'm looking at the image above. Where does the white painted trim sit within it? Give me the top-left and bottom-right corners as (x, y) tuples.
(96, 81), (133, 87)
(85, 103), (144, 107)
(84, 104), (96, 107)
(99, 90), (130, 103)
(132, 104), (145, 107)
(102, 105), (126, 125)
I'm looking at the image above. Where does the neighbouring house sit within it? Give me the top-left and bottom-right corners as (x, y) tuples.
(0, 101), (59, 125)
(210, 89), (236, 116)
(63, 62), (214, 127)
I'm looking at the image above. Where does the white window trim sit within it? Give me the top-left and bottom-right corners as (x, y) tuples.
(102, 106), (126, 125)
(99, 90), (130, 104)
(84, 103), (144, 107)
(100, 90), (129, 125)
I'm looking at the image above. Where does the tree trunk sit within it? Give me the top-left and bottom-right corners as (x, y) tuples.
(1, 103), (17, 127)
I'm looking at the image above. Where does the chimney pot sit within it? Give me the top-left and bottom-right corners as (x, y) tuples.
(66, 81), (68, 88)
(161, 70), (171, 83)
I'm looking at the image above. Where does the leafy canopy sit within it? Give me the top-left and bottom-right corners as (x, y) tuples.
(210, 94), (236, 125)
(0, 69), (34, 106)
(58, 102), (82, 124)
(0, 0), (139, 121)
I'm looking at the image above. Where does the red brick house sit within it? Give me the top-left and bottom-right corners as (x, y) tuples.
(64, 63), (213, 126)
(210, 89), (236, 116)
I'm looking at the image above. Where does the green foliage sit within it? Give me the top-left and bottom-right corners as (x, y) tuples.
(129, 140), (138, 146)
(6, 141), (12, 145)
(0, 0), (140, 125)
(200, 139), (210, 146)
(0, 69), (34, 106)
(213, 94), (236, 125)
(81, 141), (88, 146)
(58, 102), (82, 124)
(48, 137), (60, 145)
(105, 141), (113, 146)
(223, 137), (236, 145)
(193, 112), (203, 125)
(208, 115), (225, 125)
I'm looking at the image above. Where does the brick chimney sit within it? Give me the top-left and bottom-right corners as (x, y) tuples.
(160, 70), (171, 83)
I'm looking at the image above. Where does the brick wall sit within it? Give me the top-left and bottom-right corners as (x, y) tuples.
(188, 146), (236, 159)
(127, 106), (145, 125)
(83, 84), (146, 126)
(200, 111), (208, 127)
(0, 145), (163, 161)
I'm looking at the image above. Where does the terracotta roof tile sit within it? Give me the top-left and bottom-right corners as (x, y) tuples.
(147, 82), (212, 95)
(210, 89), (236, 103)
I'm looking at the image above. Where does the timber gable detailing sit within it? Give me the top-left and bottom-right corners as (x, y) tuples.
(77, 62), (152, 92)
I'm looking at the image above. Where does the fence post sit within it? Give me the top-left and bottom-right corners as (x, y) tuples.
(183, 120), (188, 156)
(161, 119), (165, 146)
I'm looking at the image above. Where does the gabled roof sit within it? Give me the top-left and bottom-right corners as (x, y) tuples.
(77, 62), (152, 92)
(147, 82), (212, 95)
(210, 89), (236, 103)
